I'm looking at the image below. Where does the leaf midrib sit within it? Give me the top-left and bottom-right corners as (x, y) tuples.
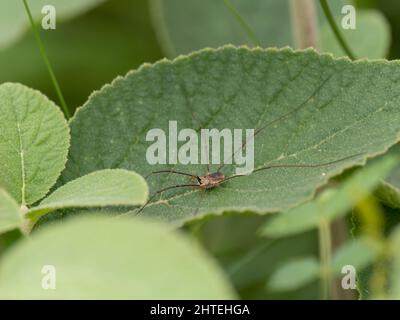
(16, 122), (26, 206)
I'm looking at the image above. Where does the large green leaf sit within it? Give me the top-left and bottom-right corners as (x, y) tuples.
(0, 0), (107, 49)
(61, 47), (400, 225)
(0, 188), (22, 234)
(0, 216), (236, 299)
(27, 169), (148, 221)
(0, 83), (69, 205)
(259, 156), (397, 238)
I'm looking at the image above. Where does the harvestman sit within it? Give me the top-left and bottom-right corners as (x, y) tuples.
(138, 75), (363, 214)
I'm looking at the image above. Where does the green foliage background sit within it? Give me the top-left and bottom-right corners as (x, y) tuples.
(1, 0), (400, 300)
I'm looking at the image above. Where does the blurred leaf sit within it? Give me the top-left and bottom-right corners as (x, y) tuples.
(0, 229), (23, 258)
(320, 10), (390, 59)
(150, 0), (292, 56)
(0, 0), (163, 111)
(266, 237), (376, 293)
(151, 0), (388, 59)
(27, 169), (148, 221)
(0, 0), (107, 49)
(331, 238), (377, 275)
(189, 213), (320, 299)
(150, 0), (341, 56)
(260, 156), (398, 238)
(267, 257), (320, 291)
(375, 144), (400, 208)
(0, 189), (22, 234)
(0, 83), (69, 205)
(389, 225), (400, 298)
(0, 216), (236, 299)
(60, 46), (400, 226)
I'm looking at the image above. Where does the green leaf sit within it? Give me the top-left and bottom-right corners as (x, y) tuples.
(375, 144), (400, 208)
(331, 238), (376, 275)
(184, 213), (320, 299)
(150, 0), (341, 56)
(27, 169), (148, 221)
(260, 155), (397, 238)
(151, 0), (389, 59)
(0, 188), (22, 234)
(266, 238), (375, 292)
(0, 216), (236, 299)
(320, 10), (390, 59)
(150, 0), (292, 56)
(0, 83), (69, 205)
(0, 0), (106, 49)
(62, 47), (400, 226)
(389, 225), (400, 298)
(267, 257), (320, 291)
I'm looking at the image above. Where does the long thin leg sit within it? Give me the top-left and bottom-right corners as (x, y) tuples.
(218, 153), (364, 185)
(217, 74), (334, 172)
(137, 183), (201, 214)
(191, 188), (206, 217)
(146, 170), (198, 179)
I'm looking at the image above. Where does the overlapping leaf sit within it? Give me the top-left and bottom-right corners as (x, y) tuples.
(27, 169), (148, 220)
(0, 188), (22, 234)
(0, 83), (69, 205)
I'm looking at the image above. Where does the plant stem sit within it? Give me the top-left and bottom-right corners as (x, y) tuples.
(22, 0), (70, 118)
(289, 0), (319, 49)
(319, 0), (356, 60)
(223, 0), (262, 47)
(319, 218), (333, 300)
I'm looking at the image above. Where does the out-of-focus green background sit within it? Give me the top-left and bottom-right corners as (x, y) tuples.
(2, 0), (400, 300)
(1, 0), (399, 114)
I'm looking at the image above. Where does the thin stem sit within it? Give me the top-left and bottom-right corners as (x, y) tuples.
(290, 0), (319, 49)
(319, 0), (356, 60)
(319, 218), (333, 300)
(223, 0), (262, 47)
(22, 0), (70, 118)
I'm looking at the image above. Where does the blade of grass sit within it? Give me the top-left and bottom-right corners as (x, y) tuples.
(319, 0), (356, 60)
(222, 0), (262, 47)
(22, 0), (70, 118)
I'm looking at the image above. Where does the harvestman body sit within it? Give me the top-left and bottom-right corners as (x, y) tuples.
(138, 75), (364, 214)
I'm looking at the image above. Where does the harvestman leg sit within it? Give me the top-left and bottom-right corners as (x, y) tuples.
(217, 74), (335, 173)
(137, 183), (201, 214)
(217, 153), (365, 186)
